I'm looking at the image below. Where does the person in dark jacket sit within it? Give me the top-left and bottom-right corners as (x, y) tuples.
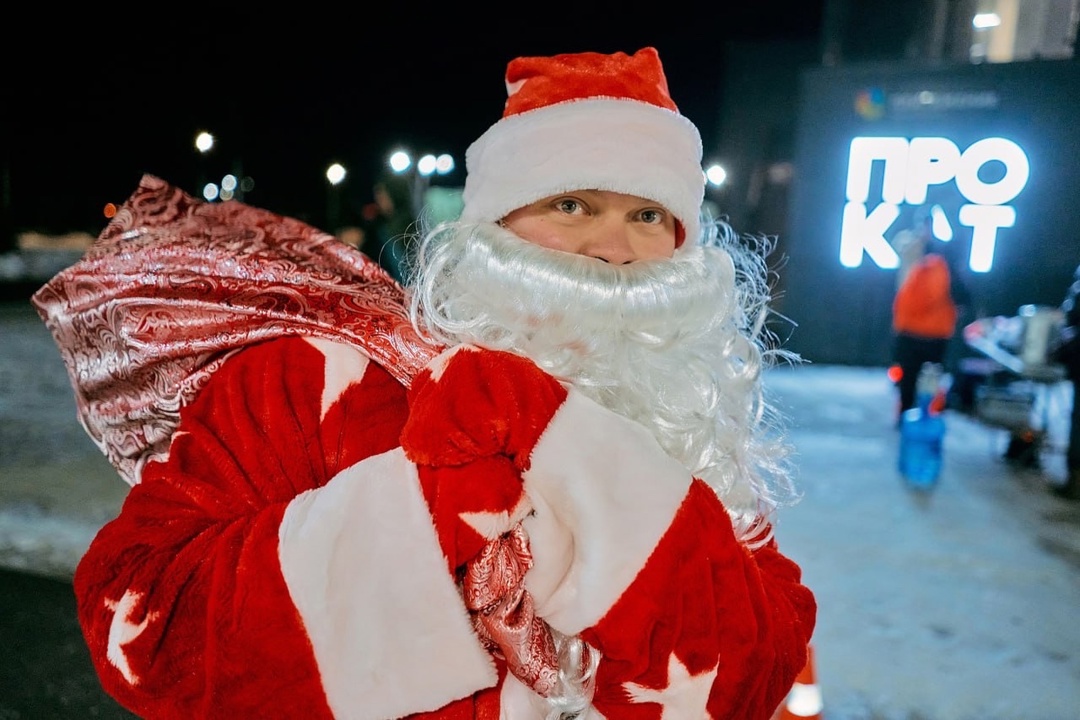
(1052, 265), (1080, 499)
(364, 172), (417, 284)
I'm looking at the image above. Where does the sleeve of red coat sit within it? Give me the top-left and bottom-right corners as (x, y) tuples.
(398, 345), (817, 719)
(72, 336), (497, 720)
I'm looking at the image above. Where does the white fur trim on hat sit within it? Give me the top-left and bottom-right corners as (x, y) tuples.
(461, 98), (705, 243)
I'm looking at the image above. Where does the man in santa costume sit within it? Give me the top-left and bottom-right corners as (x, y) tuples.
(33, 47), (816, 719)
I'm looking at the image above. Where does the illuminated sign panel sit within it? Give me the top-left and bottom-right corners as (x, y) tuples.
(840, 136), (1030, 272)
(786, 62), (1078, 367)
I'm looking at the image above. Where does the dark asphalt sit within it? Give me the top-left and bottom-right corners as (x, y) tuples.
(0, 568), (136, 719)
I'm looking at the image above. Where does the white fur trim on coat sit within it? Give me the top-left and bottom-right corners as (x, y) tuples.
(521, 387), (693, 636)
(278, 447), (496, 720)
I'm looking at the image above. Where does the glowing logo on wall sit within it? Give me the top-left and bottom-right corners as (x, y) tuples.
(854, 88), (886, 120)
(840, 136), (1030, 272)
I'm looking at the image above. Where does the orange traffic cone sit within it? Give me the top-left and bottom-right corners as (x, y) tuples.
(773, 644), (823, 719)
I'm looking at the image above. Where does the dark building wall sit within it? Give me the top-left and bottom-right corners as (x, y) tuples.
(712, 40), (821, 236)
(709, 39), (823, 346)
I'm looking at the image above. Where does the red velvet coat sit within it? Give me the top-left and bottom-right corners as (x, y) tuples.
(72, 337), (815, 719)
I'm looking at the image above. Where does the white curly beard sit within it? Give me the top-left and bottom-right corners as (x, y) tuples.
(406, 220), (795, 529)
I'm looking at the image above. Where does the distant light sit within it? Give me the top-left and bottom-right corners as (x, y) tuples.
(973, 12), (1001, 29)
(103, 202), (118, 219)
(767, 161), (794, 184)
(326, 163), (347, 185)
(888, 364), (903, 384)
(195, 131), (215, 154)
(220, 188), (235, 201)
(221, 174), (238, 192)
(435, 154), (455, 175)
(389, 150), (411, 173)
(705, 163), (727, 187)
(240, 176), (255, 192)
(417, 154), (438, 177)
(202, 183), (220, 201)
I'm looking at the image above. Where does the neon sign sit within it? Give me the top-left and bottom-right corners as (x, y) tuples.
(840, 136), (1029, 272)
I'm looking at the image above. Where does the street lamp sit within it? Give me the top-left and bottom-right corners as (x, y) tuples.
(195, 131), (215, 154)
(388, 150), (412, 173)
(326, 162), (347, 231)
(705, 163), (727, 188)
(326, 163), (347, 186)
(194, 130), (250, 203)
(388, 149), (456, 217)
(702, 163), (729, 223)
(195, 131), (215, 199)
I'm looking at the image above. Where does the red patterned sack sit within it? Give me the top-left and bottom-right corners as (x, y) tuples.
(31, 175), (441, 485)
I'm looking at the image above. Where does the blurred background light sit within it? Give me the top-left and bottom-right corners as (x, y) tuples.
(705, 163), (728, 187)
(388, 150), (411, 173)
(435, 154), (455, 175)
(417, 154), (438, 177)
(325, 163), (347, 186)
(195, 131), (215, 154)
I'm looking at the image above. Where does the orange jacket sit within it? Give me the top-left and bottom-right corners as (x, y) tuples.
(893, 254), (957, 339)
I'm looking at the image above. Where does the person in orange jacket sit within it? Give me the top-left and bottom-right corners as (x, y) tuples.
(891, 212), (968, 416)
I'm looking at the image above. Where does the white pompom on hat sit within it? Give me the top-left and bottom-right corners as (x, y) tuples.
(460, 47), (705, 246)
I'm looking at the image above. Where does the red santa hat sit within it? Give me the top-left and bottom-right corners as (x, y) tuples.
(460, 47), (705, 246)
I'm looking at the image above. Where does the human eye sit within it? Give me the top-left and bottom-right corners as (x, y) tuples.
(553, 197), (585, 215)
(638, 208), (667, 225)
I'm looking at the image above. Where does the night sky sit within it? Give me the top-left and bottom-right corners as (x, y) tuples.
(2, 4), (825, 237)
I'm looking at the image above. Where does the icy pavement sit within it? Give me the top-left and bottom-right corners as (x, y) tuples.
(766, 363), (1080, 720)
(3, 301), (1080, 718)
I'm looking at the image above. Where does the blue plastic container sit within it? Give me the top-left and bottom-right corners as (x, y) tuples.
(899, 406), (945, 488)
